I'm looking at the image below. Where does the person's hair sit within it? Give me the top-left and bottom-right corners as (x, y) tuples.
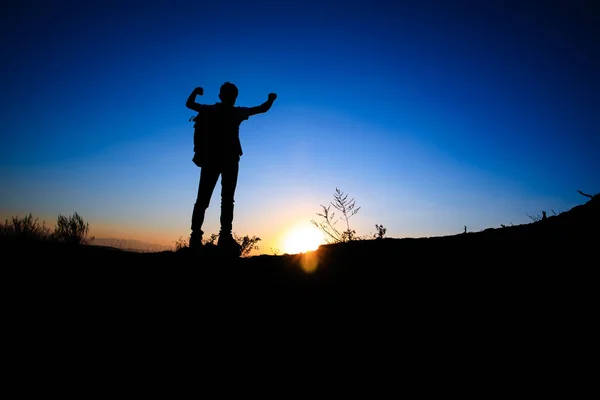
(219, 82), (238, 103)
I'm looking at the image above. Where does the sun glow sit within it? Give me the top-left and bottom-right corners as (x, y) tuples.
(282, 223), (324, 255)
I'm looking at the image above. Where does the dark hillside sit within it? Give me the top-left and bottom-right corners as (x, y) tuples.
(3, 194), (596, 326)
(4, 196), (597, 374)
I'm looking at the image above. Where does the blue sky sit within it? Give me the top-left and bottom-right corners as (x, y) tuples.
(1, 0), (598, 254)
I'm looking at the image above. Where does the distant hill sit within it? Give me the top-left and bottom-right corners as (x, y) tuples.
(91, 238), (174, 253)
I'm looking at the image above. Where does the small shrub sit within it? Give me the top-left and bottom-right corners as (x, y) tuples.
(373, 224), (386, 239)
(233, 233), (261, 257)
(204, 233), (219, 246)
(174, 235), (188, 251)
(311, 187), (361, 244)
(0, 214), (52, 241)
(53, 212), (94, 245)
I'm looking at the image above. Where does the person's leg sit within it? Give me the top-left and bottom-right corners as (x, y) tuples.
(190, 166), (220, 247)
(218, 161), (239, 237)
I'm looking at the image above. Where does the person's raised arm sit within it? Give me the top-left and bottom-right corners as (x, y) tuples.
(247, 93), (277, 116)
(186, 87), (204, 113)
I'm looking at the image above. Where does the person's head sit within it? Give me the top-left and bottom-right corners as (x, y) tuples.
(219, 82), (238, 106)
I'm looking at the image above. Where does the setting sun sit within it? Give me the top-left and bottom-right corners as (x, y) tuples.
(282, 223), (324, 254)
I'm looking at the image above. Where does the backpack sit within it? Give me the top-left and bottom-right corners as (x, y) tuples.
(189, 107), (215, 168)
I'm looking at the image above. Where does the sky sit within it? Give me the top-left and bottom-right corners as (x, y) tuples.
(1, 0), (598, 255)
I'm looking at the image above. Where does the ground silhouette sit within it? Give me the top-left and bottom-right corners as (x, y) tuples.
(6, 193), (597, 302)
(5, 194), (597, 370)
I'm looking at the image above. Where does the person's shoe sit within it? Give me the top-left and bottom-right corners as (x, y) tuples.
(189, 231), (203, 250)
(217, 233), (242, 257)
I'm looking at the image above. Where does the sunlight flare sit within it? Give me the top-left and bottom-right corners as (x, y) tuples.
(282, 223), (324, 255)
(297, 251), (320, 273)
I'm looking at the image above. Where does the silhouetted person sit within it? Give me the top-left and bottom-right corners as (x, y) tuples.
(186, 82), (277, 254)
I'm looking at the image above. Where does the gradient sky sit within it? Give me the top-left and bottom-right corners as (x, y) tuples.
(1, 0), (598, 254)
